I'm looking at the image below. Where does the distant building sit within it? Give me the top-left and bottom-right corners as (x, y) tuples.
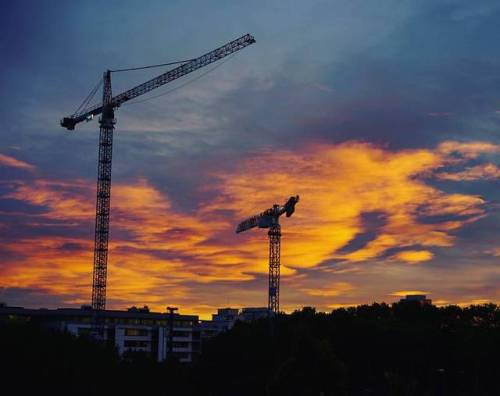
(212, 308), (239, 327)
(198, 308), (239, 340)
(399, 294), (432, 305)
(239, 307), (270, 321)
(198, 307), (270, 341)
(0, 305), (200, 363)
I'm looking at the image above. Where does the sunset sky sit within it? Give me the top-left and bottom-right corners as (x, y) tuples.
(1, 1), (499, 318)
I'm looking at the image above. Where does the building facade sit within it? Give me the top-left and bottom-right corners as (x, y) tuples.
(198, 307), (270, 341)
(0, 305), (200, 363)
(239, 307), (270, 321)
(0, 305), (271, 361)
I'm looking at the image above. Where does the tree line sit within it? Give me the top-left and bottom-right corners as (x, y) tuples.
(1, 302), (498, 395)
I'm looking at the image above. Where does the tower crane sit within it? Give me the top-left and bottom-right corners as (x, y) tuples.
(236, 195), (299, 314)
(60, 34), (256, 312)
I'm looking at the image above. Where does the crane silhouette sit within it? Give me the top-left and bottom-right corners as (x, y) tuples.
(60, 34), (256, 313)
(236, 195), (299, 314)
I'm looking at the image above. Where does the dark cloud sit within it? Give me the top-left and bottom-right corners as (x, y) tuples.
(0, 287), (78, 309)
(337, 211), (388, 254)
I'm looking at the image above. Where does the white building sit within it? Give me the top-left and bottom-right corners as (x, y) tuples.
(0, 305), (272, 360)
(0, 305), (200, 363)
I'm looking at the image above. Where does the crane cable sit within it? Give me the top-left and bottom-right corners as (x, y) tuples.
(123, 53), (237, 106)
(71, 59), (192, 115)
(73, 53), (237, 113)
(72, 77), (103, 116)
(109, 59), (194, 73)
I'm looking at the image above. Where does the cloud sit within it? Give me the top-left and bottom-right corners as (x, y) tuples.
(0, 140), (496, 314)
(4, 179), (94, 220)
(427, 112), (452, 117)
(300, 282), (354, 297)
(436, 163), (500, 181)
(0, 154), (35, 171)
(433, 141), (500, 181)
(206, 141), (487, 267)
(390, 290), (430, 297)
(484, 248), (500, 257)
(390, 250), (434, 264)
(437, 141), (500, 159)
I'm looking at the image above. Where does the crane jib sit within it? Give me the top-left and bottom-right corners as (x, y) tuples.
(235, 195), (299, 233)
(60, 34), (255, 130)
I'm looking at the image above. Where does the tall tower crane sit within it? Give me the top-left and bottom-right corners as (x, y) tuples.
(60, 34), (255, 311)
(236, 195), (299, 314)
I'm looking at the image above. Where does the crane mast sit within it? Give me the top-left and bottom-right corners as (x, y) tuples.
(236, 195), (299, 314)
(92, 70), (114, 310)
(61, 34), (255, 313)
(268, 223), (281, 313)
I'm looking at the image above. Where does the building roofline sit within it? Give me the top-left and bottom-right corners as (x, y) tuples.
(0, 306), (198, 321)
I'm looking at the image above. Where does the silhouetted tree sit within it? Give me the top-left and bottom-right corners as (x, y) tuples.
(1, 303), (499, 395)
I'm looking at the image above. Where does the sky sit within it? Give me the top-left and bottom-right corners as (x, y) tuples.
(0, 0), (499, 319)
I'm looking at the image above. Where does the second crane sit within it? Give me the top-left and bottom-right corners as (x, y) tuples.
(236, 195), (299, 314)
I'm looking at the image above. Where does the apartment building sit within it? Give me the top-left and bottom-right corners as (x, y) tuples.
(0, 305), (200, 362)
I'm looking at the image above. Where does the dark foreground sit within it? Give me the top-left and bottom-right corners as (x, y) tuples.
(1, 303), (499, 396)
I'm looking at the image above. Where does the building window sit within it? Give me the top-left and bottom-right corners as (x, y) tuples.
(173, 331), (190, 337)
(124, 328), (149, 337)
(174, 320), (192, 328)
(172, 341), (190, 348)
(124, 340), (149, 348)
(77, 327), (91, 336)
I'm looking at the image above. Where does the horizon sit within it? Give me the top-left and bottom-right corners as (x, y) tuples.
(4, 295), (496, 322)
(0, 1), (499, 320)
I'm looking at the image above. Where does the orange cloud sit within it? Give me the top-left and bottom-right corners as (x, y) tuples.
(0, 178), (263, 314)
(390, 250), (434, 263)
(5, 179), (94, 220)
(300, 282), (354, 297)
(0, 154), (35, 171)
(206, 141), (484, 267)
(0, 140), (496, 315)
(390, 290), (430, 297)
(457, 299), (492, 307)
